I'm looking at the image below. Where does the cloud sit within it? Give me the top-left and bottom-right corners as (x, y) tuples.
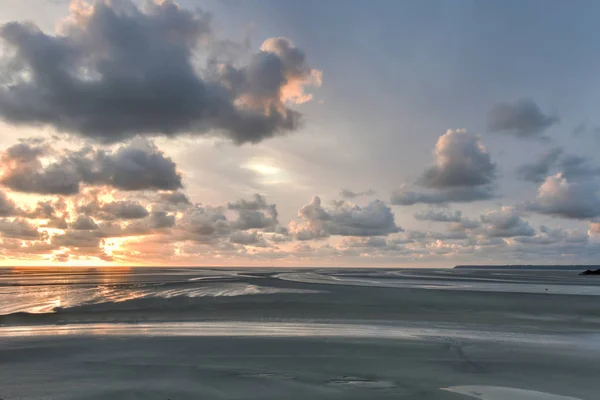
(0, 139), (182, 194)
(158, 191), (190, 205)
(391, 130), (496, 205)
(419, 130), (496, 188)
(339, 189), (376, 199)
(526, 174), (600, 219)
(100, 201), (149, 220)
(70, 215), (99, 230)
(429, 231), (468, 241)
(290, 196), (400, 239)
(415, 206), (533, 238)
(391, 186), (494, 205)
(448, 217), (481, 232)
(51, 229), (103, 249)
(343, 237), (389, 248)
(480, 207), (535, 238)
(488, 98), (558, 138)
(227, 193), (270, 211)
(0, 191), (18, 216)
(228, 194), (278, 230)
(0, 1), (321, 145)
(517, 148), (600, 183)
(125, 211), (176, 234)
(81, 200), (149, 221)
(176, 194), (280, 244)
(517, 225), (588, 245)
(229, 231), (268, 246)
(0, 142), (80, 194)
(177, 206), (230, 243)
(397, 206), (533, 245)
(20, 200), (59, 220)
(572, 123), (587, 137)
(414, 209), (462, 222)
(517, 147), (563, 183)
(559, 155), (600, 180)
(0, 218), (42, 239)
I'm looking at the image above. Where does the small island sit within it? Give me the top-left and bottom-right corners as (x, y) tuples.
(580, 269), (600, 276)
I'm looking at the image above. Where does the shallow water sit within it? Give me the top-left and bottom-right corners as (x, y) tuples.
(1, 267), (599, 399)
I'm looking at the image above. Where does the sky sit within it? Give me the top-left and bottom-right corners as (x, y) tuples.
(0, 0), (599, 267)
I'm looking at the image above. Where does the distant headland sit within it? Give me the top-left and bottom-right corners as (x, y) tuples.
(455, 265), (600, 271)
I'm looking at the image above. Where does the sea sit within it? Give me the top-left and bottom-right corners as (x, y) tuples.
(1, 267), (599, 399)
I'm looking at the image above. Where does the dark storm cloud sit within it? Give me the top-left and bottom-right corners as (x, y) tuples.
(339, 189), (376, 199)
(526, 174), (600, 219)
(488, 99), (558, 138)
(291, 196), (400, 240)
(0, 0), (320, 144)
(0, 139), (182, 194)
(414, 209), (463, 222)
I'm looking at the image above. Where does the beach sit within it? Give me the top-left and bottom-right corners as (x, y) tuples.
(1, 267), (599, 399)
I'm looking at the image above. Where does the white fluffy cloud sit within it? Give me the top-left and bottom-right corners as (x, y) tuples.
(527, 174), (600, 219)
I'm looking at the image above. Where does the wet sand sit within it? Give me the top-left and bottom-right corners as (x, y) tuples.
(1, 267), (599, 399)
